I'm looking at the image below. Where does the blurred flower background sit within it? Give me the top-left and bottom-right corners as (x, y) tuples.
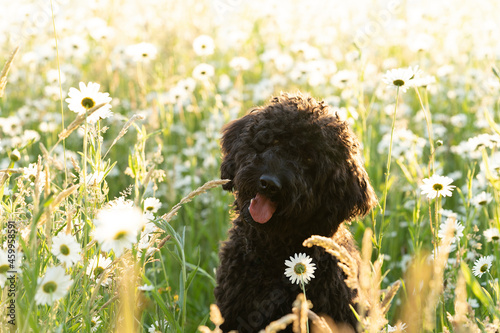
(0, 0), (499, 331)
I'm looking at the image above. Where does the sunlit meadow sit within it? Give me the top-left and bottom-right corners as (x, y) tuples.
(0, 0), (499, 332)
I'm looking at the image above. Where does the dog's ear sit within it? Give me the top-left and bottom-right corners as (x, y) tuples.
(321, 121), (378, 231)
(220, 115), (252, 191)
(342, 154), (378, 219)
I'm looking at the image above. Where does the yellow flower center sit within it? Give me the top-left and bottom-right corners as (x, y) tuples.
(294, 263), (306, 275)
(433, 183), (443, 191)
(81, 97), (95, 109)
(43, 281), (58, 293)
(492, 235), (499, 241)
(0, 264), (10, 274)
(393, 79), (405, 86)
(60, 244), (70, 256)
(94, 267), (104, 277)
(480, 264), (488, 273)
(114, 231), (128, 240)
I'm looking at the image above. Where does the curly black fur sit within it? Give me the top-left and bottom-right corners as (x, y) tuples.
(215, 92), (377, 332)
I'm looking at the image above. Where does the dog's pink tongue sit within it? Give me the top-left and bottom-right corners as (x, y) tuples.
(249, 194), (277, 224)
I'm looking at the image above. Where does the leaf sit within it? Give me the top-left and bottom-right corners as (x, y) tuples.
(484, 108), (500, 136)
(492, 66), (500, 81)
(186, 263), (216, 286)
(460, 262), (500, 318)
(185, 253), (201, 292)
(151, 291), (181, 331)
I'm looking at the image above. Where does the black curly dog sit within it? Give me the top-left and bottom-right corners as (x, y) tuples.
(215, 93), (377, 332)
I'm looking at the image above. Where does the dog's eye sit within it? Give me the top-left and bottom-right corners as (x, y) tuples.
(303, 156), (315, 167)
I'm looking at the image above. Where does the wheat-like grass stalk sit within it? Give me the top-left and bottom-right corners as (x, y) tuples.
(303, 235), (359, 296)
(304, 230), (399, 332)
(0, 169), (23, 174)
(292, 293), (312, 333)
(422, 222), (454, 330)
(103, 114), (145, 159)
(145, 179), (230, 256)
(33, 156), (43, 216)
(260, 314), (297, 333)
(160, 179), (230, 223)
(49, 102), (108, 155)
(0, 46), (19, 98)
(38, 184), (80, 226)
(114, 254), (141, 333)
(359, 230), (387, 333)
(447, 271), (481, 333)
(209, 303), (225, 327)
(380, 280), (401, 315)
(198, 303), (237, 333)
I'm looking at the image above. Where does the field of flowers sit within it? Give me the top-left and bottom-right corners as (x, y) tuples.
(0, 0), (499, 332)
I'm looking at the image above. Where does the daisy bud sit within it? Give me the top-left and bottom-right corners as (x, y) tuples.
(9, 149), (20, 162)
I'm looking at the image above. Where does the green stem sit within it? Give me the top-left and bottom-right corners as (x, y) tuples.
(379, 87), (400, 251)
(434, 197), (441, 257)
(83, 110), (89, 243)
(414, 86), (435, 174)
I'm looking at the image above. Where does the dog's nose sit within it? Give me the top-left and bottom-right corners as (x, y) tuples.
(259, 174), (282, 194)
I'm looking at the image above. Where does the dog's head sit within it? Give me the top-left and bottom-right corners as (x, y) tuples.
(220, 92), (377, 237)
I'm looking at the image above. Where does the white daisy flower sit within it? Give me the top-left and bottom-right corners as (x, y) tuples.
(192, 63), (215, 81)
(86, 254), (113, 285)
(192, 35), (215, 56)
(411, 75), (436, 88)
(86, 171), (106, 186)
(229, 56), (250, 71)
(472, 255), (494, 278)
(467, 298), (480, 309)
(420, 175), (455, 199)
(138, 284), (154, 291)
(106, 196), (134, 209)
(87, 107), (113, 124)
(387, 322), (408, 332)
(284, 253), (316, 285)
(177, 78), (197, 93)
(126, 42), (158, 63)
(91, 315), (102, 332)
(382, 67), (415, 93)
(148, 319), (170, 333)
(472, 191), (493, 208)
(484, 228), (500, 242)
(0, 250), (11, 288)
(430, 243), (457, 260)
(440, 209), (459, 220)
(51, 233), (81, 266)
(93, 206), (146, 257)
(143, 197), (162, 213)
(437, 217), (464, 244)
(65, 82), (112, 122)
(331, 69), (358, 90)
(23, 163), (46, 189)
(35, 266), (73, 305)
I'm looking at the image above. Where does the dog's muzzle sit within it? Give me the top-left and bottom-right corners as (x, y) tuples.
(247, 174), (281, 224)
